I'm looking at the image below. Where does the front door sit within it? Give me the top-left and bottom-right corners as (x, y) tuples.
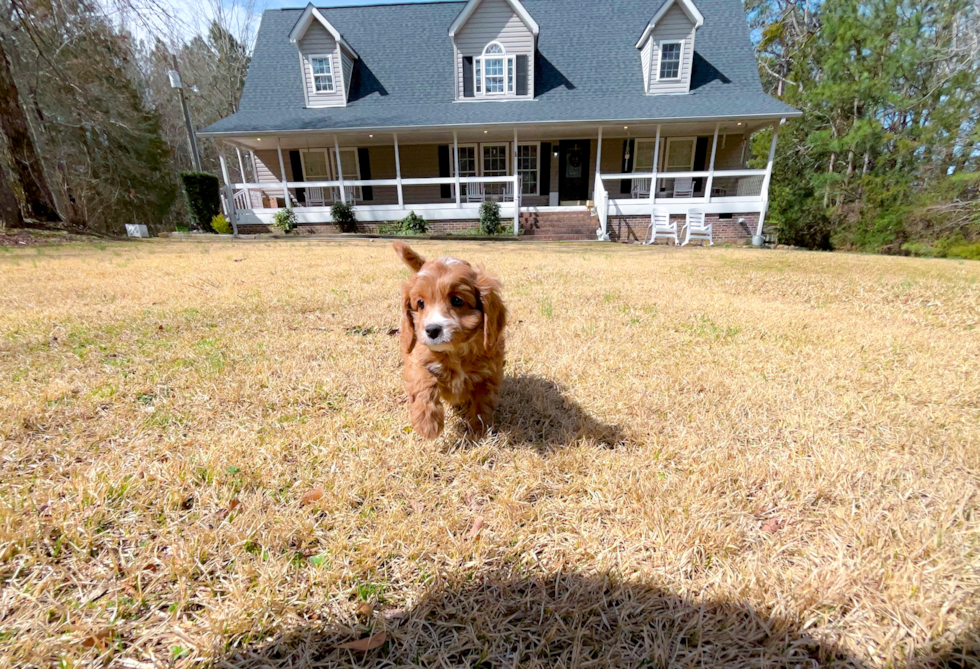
(558, 139), (591, 204)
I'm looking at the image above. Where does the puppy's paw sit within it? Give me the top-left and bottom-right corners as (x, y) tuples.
(410, 403), (445, 439)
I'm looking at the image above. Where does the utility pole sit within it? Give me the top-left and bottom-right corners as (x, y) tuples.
(169, 55), (201, 172)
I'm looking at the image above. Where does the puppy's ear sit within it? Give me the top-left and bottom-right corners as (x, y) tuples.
(475, 268), (506, 350)
(400, 280), (417, 355)
(393, 242), (425, 272)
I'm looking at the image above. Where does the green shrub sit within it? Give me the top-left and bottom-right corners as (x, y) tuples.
(400, 211), (428, 235)
(479, 200), (502, 236)
(330, 202), (357, 233)
(902, 236), (980, 261)
(179, 172), (220, 233)
(272, 208), (297, 234)
(211, 214), (232, 235)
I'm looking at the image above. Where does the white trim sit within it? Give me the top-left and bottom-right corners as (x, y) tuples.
(705, 122), (720, 202)
(635, 0), (704, 49)
(307, 54), (336, 94)
(664, 136), (696, 172)
(516, 141), (540, 196)
(298, 50), (310, 107)
(289, 4), (358, 58)
(449, 0), (539, 37)
(757, 118), (785, 236)
(330, 145), (362, 200)
(453, 131), (461, 207)
(654, 40), (683, 82)
(393, 133), (404, 207)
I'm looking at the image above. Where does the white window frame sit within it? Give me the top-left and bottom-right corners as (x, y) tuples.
(516, 141), (540, 196)
(479, 142), (511, 197)
(664, 137), (696, 172)
(632, 138), (658, 173)
(329, 147), (363, 199)
(299, 149), (331, 180)
(308, 54), (335, 93)
(452, 143), (478, 197)
(474, 42), (515, 97)
(656, 40), (683, 82)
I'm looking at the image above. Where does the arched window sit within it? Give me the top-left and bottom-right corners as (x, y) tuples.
(475, 41), (514, 95)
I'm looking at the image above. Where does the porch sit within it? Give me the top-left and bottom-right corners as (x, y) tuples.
(214, 118), (783, 241)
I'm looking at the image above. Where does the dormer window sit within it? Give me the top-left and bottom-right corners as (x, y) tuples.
(310, 56), (335, 93)
(658, 42), (682, 80)
(476, 42), (513, 95)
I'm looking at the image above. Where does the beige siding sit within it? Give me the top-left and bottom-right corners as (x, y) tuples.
(298, 23), (345, 107)
(341, 48), (354, 102)
(713, 133), (748, 169)
(647, 4), (695, 95)
(640, 40), (653, 93)
(253, 150), (292, 182)
(455, 0), (534, 100)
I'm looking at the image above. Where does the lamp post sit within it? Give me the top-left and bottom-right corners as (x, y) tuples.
(168, 55), (202, 172)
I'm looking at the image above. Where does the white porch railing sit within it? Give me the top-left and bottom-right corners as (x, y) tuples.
(593, 172), (609, 240)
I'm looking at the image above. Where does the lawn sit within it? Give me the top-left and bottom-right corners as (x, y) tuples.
(0, 239), (978, 668)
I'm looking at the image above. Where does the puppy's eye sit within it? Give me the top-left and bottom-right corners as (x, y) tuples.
(417, 299), (425, 311)
(450, 296), (464, 308)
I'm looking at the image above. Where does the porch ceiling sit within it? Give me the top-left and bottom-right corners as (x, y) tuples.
(221, 119), (774, 150)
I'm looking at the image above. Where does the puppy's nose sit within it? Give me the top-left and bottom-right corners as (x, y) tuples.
(425, 324), (442, 340)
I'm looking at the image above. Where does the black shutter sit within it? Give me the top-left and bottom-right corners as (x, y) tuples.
(357, 148), (372, 201)
(462, 56), (474, 97)
(288, 150), (305, 204)
(540, 142), (551, 196)
(516, 54), (528, 96)
(693, 137), (709, 193)
(620, 139), (634, 194)
(438, 145), (451, 198)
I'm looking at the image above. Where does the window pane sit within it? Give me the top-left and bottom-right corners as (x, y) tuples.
(485, 58), (504, 93)
(666, 139), (694, 171)
(507, 58), (513, 92)
(659, 43), (681, 79)
(475, 59), (481, 92)
(302, 151), (329, 178)
(634, 140), (656, 171)
(312, 57), (331, 75)
(483, 145), (508, 175)
(517, 145), (537, 194)
(485, 43), (504, 54)
(337, 150), (358, 177)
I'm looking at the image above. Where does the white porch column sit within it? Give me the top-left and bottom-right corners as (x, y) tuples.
(705, 122), (720, 203)
(756, 118), (785, 237)
(333, 136), (346, 204)
(453, 131), (461, 208)
(235, 146), (247, 182)
(276, 141), (290, 209)
(513, 127), (520, 234)
(650, 124), (661, 206)
(595, 126), (603, 188)
(218, 148), (239, 237)
(393, 133), (404, 207)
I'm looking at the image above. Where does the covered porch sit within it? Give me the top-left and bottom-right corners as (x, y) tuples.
(212, 117), (783, 241)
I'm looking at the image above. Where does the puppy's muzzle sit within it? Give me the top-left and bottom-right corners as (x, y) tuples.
(425, 324), (443, 340)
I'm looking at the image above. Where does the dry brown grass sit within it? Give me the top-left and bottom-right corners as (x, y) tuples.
(1, 239), (979, 669)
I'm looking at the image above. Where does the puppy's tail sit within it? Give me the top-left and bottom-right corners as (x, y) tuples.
(393, 242), (425, 273)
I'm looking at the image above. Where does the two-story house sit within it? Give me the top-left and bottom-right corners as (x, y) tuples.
(200, 0), (800, 241)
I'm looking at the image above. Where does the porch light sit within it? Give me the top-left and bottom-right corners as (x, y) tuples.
(737, 122), (742, 126)
(624, 126), (628, 130)
(369, 134), (374, 137)
(484, 130), (488, 134)
(256, 138), (261, 141)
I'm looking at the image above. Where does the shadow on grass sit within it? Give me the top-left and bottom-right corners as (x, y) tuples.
(214, 570), (972, 668)
(491, 374), (626, 451)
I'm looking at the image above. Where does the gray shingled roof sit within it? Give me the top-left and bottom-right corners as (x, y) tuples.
(201, 0), (799, 135)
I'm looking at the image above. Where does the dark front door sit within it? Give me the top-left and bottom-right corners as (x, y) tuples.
(558, 139), (591, 203)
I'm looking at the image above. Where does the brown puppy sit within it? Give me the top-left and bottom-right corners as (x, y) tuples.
(393, 242), (506, 439)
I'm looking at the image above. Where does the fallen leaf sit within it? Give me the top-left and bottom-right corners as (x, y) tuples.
(355, 602), (374, 618)
(337, 631), (386, 651)
(300, 486), (325, 505)
(466, 516), (484, 540)
(383, 609), (406, 621)
(761, 518), (785, 533)
(233, 258), (245, 262)
(81, 629), (112, 648)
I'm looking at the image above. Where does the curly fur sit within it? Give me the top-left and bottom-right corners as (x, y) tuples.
(393, 242), (507, 439)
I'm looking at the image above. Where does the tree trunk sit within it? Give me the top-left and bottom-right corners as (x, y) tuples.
(0, 159), (21, 229)
(0, 35), (60, 222)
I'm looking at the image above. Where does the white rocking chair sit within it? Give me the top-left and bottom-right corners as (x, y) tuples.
(673, 177), (695, 198)
(466, 182), (486, 203)
(631, 177), (651, 199)
(681, 209), (712, 246)
(644, 208), (678, 245)
(305, 187), (327, 207)
(332, 185), (357, 205)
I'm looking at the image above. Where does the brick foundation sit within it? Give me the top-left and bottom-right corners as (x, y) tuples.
(608, 213), (758, 244)
(235, 219), (484, 236)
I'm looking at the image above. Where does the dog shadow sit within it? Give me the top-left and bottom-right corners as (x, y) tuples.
(489, 374), (626, 451)
(211, 570), (979, 668)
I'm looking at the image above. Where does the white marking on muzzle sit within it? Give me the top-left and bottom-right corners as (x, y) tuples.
(422, 307), (455, 347)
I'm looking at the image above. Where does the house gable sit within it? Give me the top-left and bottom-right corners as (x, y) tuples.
(636, 0), (702, 95)
(452, 0), (536, 100)
(291, 3), (358, 107)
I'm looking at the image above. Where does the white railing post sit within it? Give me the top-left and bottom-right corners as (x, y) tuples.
(276, 141), (290, 209)
(218, 148), (239, 236)
(333, 136), (346, 204)
(453, 131), (461, 208)
(513, 127), (520, 233)
(705, 122), (720, 203)
(393, 133), (404, 207)
(651, 124), (661, 207)
(594, 126), (603, 198)
(757, 117), (785, 237)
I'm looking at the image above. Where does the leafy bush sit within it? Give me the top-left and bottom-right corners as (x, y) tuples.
(902, 236), (980, 261)
(211, 214), (232, 235)
(400, 211), (428, 235)
(179, 172), (220, 233)
(479, 200), (502, 236)
(330, 202), (357, 233)
(272, 208), (297, 234)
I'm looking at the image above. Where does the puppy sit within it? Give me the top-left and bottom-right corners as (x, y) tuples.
(393, 242), (506, 439)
